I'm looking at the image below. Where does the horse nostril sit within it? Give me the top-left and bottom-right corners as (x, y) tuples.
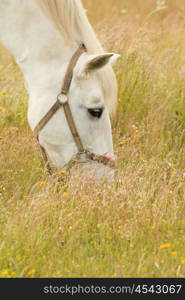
(88, 108), (103, 118)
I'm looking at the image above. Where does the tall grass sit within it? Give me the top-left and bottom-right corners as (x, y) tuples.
(0, 0), (185, 277)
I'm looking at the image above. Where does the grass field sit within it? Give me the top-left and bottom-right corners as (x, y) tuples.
(0, 0), (185, 278)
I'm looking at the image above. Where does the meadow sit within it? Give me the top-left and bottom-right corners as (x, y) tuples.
(0, 0), (185, 277)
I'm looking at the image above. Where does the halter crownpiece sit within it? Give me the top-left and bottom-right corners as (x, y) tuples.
(34, 43), (115, 175)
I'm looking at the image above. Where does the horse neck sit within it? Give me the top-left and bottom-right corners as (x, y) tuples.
(0, 0), (76, 128)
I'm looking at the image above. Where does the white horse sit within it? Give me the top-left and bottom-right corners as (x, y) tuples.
(0, 0), (119, 180)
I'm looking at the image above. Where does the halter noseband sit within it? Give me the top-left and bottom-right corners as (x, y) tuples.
(34, 43), (115, 174)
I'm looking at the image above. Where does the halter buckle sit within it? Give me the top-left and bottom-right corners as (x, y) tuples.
(57, 93), (68, 104)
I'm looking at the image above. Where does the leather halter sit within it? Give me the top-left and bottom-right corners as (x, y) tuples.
(34, 43), (115, 174)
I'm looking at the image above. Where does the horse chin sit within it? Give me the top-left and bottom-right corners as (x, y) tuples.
(69, 161), (115, 183)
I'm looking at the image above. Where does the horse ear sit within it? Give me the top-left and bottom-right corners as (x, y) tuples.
(85, 53), (120, 73)
(75, 53), (120, 77)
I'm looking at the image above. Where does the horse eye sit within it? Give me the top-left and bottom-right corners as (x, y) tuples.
(88, 108), (103, 118)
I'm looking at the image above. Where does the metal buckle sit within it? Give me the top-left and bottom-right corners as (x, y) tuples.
(57, 93), (68, 104)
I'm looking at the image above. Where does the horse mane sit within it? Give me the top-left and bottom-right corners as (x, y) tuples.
(36, 0), (117, 113)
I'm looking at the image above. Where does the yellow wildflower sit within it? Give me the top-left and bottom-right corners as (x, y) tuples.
(39, 181), (46, 186)
(58, 170), (67, 175)
(159, 243), (171, 249)
(170, 251), (177, 256)
(1, 270), (9, 276)
(60, 185), (68, 191)
(149, 225), (156, 230)
(27, 269), (36, 276)
(0, 91), (7, 95)
(181, 257), (185, 264)
(119, 139), (127, 145)
(139, 199), (143, 203)
(63, 192), (68, 197)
